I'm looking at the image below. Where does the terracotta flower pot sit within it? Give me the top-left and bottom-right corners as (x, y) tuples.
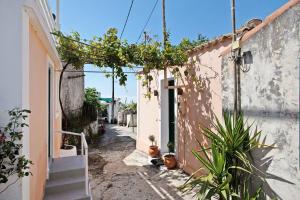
(148, 145), (159, 157)
(164, 154), (177, 169)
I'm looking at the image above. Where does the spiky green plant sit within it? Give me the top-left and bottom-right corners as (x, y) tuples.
(180, 143), (231, 200)
(202, 112), (266, 194)
(180, 112), (270, 200)
(242, 180), (262, 200)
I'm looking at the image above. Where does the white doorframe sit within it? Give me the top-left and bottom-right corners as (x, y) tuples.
(46, 56), (54, 179)
(160, 79), (168, 153)
(174, 80), (178, 158)
(159, 78), (177, 154)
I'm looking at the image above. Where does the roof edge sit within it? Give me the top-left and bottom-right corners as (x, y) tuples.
(220, 0), (300, 56)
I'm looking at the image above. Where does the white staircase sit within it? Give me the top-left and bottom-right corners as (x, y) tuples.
(44, 156), (91, 200)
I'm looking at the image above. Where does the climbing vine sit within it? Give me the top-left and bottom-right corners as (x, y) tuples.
(53, 28), (208, 123)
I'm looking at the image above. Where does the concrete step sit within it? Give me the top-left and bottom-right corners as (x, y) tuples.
(49, 167), (85, 181)
(44, 155), (91, 200)
(44, 186), (90, 200)
(50, 156), (85, 173)
(49, 156), (85, 180)
(45, 175), (86, 194)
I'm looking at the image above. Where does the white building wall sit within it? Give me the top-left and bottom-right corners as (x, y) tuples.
(222, 3), (300, 199)
(136, 70), (176, 154)
(0, 1), (24, 199)
(0, 1), (60, 199)
(0, 0), (24, 125)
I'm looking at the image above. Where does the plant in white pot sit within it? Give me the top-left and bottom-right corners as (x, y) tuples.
(60, 134), (78, 157)
(60, 144), (77, 157)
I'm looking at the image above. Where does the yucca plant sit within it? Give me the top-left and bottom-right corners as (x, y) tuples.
(242, 180), (262, 200)
(203, 112), (263, 169)
(180, 143), (232, 200)
(180, 112), (269, 199)
(203, 112), (266, 193)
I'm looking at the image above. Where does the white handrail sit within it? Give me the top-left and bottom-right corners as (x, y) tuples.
(56, 130), (81, 136)
(81, 132), (89, 196)
(56, 130), (89, 196)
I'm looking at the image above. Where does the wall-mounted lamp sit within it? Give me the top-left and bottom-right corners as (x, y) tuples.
(177, 88), (183, 96)
(241, 51), (253, 72)
(184, 70), (189, 77)
(153, 90), (159, 96)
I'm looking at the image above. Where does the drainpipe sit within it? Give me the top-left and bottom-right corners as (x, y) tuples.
(56, 0), (60, 30)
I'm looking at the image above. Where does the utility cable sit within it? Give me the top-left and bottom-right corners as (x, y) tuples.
(136, 0), (159, 43)
(120, 0), (135, 39)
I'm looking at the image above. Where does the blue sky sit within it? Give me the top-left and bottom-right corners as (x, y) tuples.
(49, 0), (287, 103)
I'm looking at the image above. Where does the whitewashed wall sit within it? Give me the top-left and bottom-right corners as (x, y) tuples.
(222, 3), (300, 199)
(0, 1), (25, 199)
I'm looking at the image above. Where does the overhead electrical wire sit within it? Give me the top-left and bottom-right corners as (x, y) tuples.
(120, 0), (135, 39)
(55, 70), (138, 74)
(136, 0), (159, 43)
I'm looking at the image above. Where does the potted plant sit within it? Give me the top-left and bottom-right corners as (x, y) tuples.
(148, 135), (159, 157)
(60, 144), (77, 157)
(60, 134), (77, 157)
(164, 142), (177, 169)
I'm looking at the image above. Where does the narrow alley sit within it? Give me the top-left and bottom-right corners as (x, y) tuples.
(88, 125), (195, 200)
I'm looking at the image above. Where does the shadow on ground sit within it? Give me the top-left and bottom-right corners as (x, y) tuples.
(88, 125), (195, 200)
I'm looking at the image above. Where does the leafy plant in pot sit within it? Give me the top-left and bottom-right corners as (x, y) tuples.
(148, 135), (159, 157)
(164, 142), (177, 169)
(60, 141), (77, 157)
(60, 132), (78, 157)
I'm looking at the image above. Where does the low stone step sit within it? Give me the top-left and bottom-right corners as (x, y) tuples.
(49, 167), (85, 181)
(44, 155), (90, 200)
(44, 186), (90, 200)
(45, 175), (86, 194)
(50, 156), (85, 173)
(49, 156), (85, 180)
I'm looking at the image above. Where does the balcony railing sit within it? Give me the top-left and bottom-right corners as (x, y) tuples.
(56, 130), (89, 196)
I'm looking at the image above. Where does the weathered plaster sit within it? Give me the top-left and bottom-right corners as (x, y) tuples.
(61, 64), (84, 117)
(222, 4), (300, 199)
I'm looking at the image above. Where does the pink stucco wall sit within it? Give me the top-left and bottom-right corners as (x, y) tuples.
(29, 23), (61, 200)
(177, 40), (231, 174)
(137, 39), (231, 175)
(29, 23), (47, 200)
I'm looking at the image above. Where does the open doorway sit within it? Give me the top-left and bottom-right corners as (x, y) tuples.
(168, 80), (175, 152)
(160, 79), (176, 154)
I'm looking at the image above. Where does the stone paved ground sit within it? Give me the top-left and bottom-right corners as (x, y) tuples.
(88, 124), (196, 200)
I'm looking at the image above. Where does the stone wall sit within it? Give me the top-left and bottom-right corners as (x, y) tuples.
(221, 3), (300, 199)
(61, 64), (84, 117)
(84, 120), (99, 136)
